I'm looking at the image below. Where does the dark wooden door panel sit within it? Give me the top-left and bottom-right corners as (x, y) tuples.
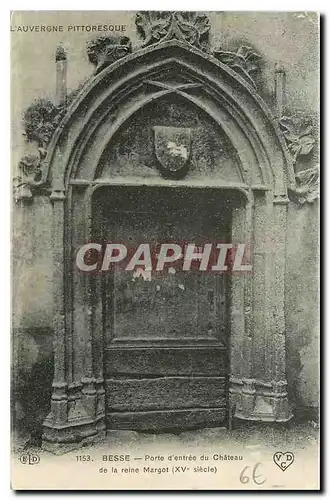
(106, 376), (226, 411)
(107, 209), (229, 343)
(105, 346), (227, 377)
(106, 408), (227, 432)
(97, 186), (230, 431)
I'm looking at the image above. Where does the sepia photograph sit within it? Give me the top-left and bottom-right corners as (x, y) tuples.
(10, 9), (320, 490)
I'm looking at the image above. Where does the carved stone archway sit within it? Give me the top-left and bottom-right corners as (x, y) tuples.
(21, 15), (296, 451)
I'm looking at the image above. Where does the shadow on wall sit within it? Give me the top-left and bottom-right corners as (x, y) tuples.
(11, 328), (54, 444)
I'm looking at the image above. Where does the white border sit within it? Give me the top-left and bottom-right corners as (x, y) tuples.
(2, 0), (329, 10)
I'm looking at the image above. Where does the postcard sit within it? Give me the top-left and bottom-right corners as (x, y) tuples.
(11, 10), (320, 490)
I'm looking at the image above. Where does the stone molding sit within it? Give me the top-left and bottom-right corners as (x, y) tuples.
(229, 377), (292, 422)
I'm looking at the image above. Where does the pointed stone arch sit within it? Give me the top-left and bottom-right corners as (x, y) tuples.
(42, 39), (294, 451)
(42, 41), (294, 194)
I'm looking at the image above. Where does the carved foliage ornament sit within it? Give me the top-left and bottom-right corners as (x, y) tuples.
(289, 165), (319, 205)
(213, 45), (261, 87)
(86, 34), (132, 74)
(13, 99), (61, 200)
(279, 116), (316, 164)
(13, 83), (90, 201)
(23, 98), (62, 148)
(135, 11), (210, 49)
(280, 116), (319, 205)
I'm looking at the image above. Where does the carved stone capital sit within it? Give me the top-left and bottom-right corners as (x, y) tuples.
(14, 148), (46, 201)
(135, 11), (210, 50)
(86, 34), (132, 74)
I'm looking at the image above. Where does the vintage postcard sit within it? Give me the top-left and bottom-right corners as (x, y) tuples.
(11, 10), (320, 490)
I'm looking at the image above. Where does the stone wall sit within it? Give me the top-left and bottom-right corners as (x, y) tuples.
(12, 197), (54, 437)
(12, 196), (320, 434)
(285, 201), (319, 419)
(11, 12), (319, 436)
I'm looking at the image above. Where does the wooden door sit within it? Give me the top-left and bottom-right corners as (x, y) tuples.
(99, 186), (230, 432)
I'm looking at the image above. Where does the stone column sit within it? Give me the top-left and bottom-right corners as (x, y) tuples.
(229, 194), (254, 416)
(80, 186), (101, 425)
(42, 180), (69, 450)
(275, 63), (286, 119)
(55, 45), (67, 107)
(268, 197), (292, 420)
(42, 183), (106, 453)
(230, 189), (292, 423)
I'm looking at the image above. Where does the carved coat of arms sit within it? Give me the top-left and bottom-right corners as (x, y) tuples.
(153, 126), (192, 179)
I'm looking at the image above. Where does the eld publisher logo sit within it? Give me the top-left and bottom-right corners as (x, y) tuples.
(19, 453), (40, 465)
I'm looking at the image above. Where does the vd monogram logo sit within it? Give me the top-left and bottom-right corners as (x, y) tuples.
(273, 452), (294, 471)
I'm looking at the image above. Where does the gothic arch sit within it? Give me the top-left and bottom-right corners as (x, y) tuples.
(41, 40), (294, 198)
(41, 37), (294, 450)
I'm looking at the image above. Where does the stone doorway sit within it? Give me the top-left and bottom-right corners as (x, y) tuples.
(39, 35), (294, 451)
(92, 185), (242, 432)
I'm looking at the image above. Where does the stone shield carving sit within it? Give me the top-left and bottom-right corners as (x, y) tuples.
(153, 126), (192, 179)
